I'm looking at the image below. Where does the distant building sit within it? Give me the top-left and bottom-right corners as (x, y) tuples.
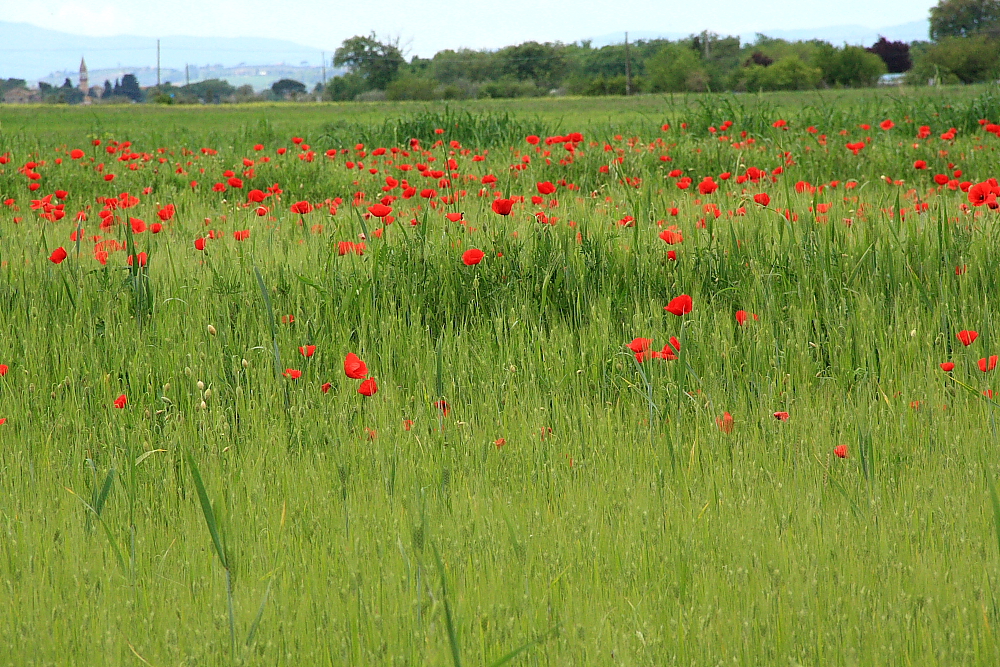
(79, 57), (92, 104)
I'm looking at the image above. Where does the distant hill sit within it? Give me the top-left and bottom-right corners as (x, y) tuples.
(0, 21), (333, 82)
(589, 20), (930, 47)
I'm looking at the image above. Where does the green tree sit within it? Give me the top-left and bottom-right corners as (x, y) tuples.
(646, 43), (707, 92)
(909, 34), (1000, 82)
(334, 34), (405, 90)
(323, 72), (369, 101)
(496, 42), (567, 89)
(734, 56), (822, 91)
(814, 45), (887, 86)
(930, 0), (1000, 39)
(271, 78), (306, 98)
(385, 75), (438, 100)
(119, 74), (143, 102)
(179, 79), (235, 103)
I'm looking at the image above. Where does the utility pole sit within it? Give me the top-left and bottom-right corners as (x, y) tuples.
(156, 39), (161, 87)
(624, 32), (631, 96)
(185, 64), (190, 86)
(321, 51), (326, 84)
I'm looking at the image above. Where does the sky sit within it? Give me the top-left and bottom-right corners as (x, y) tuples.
(6, 0), (938, 57)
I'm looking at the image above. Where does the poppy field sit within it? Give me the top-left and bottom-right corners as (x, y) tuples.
(6, 88), (1000, 665)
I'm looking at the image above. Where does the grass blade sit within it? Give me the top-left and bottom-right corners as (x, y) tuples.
(986, 467), (1000, 558)
(186, 453), (227, 569)
(433, 543), (462, 667)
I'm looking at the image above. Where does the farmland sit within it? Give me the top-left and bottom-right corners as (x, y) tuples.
(4, 86), (1000, 665)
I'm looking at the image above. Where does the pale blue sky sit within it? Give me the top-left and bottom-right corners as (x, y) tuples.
(8, 0), (938, 56)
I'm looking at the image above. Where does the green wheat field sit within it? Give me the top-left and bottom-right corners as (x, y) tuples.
(4, 86), (1000, 665)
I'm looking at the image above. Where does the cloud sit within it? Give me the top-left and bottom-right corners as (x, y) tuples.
(9, 2), (132, 36)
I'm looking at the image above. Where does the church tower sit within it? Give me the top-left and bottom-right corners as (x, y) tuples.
(79, 57), (88, 94)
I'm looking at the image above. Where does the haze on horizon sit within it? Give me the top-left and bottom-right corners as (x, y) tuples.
(8, 0), (937, 58)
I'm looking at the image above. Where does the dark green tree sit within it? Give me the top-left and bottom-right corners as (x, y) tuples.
(496, 41), (567, 89)
(929, 0), (1000, 39)
(334, 34), (405, 90)
(271, 78), (307, 98)
(120, 74), (143, 102)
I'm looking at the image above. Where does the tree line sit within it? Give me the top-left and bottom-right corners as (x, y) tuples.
(3, 0), (996, 105)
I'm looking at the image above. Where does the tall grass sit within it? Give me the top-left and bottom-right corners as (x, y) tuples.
(1, 89), (1000, 664)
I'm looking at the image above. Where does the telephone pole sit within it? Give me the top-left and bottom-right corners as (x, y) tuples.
(624, 32), (631, 96)
(321, 51), (327, 84)
(156, 39), (161, 87)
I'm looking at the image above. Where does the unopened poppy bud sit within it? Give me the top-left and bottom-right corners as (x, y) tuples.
(185, 367), (193, 377)
(241, 359), (249, 368)
(197, 380), (205, 391)
(163, 383), (170, 392)
(203, 389), (211, 400)
(207, 324), (217, 335)
(199, 401), (207, 410)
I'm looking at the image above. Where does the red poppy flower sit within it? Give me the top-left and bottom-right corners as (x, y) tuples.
(283, 368), (302, 379)
(957, 330), (979, 346)
(344, 353), (368, 379)
(49, 247), (68, 264)
(462, 248), (485, 266)
(299, 345), (317, 357)
(194, 238), (206, 251)
(494, 437), (506, 448)
(940, 361), (955, 372)
(526, 135), (540, 145)
(403, 419), (414, 431)
(980, 356), (998, 372)
(716, 412), (734, 433)
(233, 230), (250, 241)
(627, 337), (652, 353)
(772, 411), (789, 421)
(227, 177), (244, 189)
(321, 382), (332, 393)
(914, 160), (927, 170)
(753, 193), (770, 206)
(113, 394), (127, 409)
(698, 178), (719, 195)
(70, 149), (85, 160)
(735, 310), (749, 326)
(368, 203), (392, 218)
(665, 294), (692, 316)
(0, 365), (7, 376)
(968, 181), (1000, 207)
(667, 250), (677, 261)
(358, 377), (378, 396)
(659, 226), (683, 244)
(879, 119), (895, 130)
(834, 444), (848, 458)
(434, 399), (450, 417)
(536, 181), (556, 195)
(126, 252), (148, 267)
(290, 200), (313, 214)
(492, 198), (514, 215)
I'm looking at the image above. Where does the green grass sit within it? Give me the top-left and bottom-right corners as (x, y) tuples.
(3, 87), (1000, 665)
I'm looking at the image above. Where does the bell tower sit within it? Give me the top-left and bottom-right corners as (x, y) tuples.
(79, 57), (88, 94)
